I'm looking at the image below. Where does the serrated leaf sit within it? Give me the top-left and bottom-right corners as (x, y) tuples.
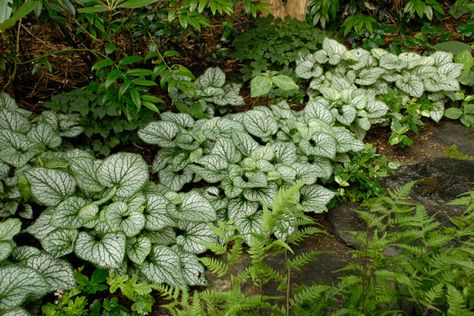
(51, 196), (87, 229)
(138, 121), (180, 147)
(176, 191), (216, 222)
(98, 153), (149, 198)
(26, 168), (76, 206)
(176, 222), (217, 254)
(144, 194), (175, 231)
(127, 236), (151, 265)
(272, 75), (299, 91)
(27, 123), (61, 148)
(0, 218), (21, 241)
(104, 201), (146, 237)
(141, 245), (185, 287)
(0, 266), (49, 310)
(395, 74), (424, 97)
(75, 231), (126, 268)
(41, 229), (78, 258)
(25, 253), (75, 290)
(70, 158), (104, 193)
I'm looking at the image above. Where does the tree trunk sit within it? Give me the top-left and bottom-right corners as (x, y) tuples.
(286, 0), (307, 21)
(264, 0), (307, 21)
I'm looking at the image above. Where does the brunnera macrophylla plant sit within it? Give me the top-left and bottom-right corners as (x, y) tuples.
(0, 93), (83, 219)
(138, 101), (363, 242)
(295, 38), (464, 138)
(23, 151), (215, 288)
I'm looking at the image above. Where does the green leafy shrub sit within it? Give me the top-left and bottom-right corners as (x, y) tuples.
(233, 16), (326, 81)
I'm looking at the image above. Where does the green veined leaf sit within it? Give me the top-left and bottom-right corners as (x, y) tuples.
(161, 112), (194, 129)
(25, 210), (55, 240)
(0, 218), (21, 241)
(299, 132), (337, 159)
(0, 108), (31, 133)
(304, 98), (334, 124)
(195, 67), (225, 89)
(299, 185), (335, 213)
(104, 202), (146, 237)
(25, 253), (75, 290)
(178, 251), (206, 286)
(2, 307), (31, 316)
(235, 214), (263, 243)
(272, 75), (299, 91)
(51, 196), (87, 229)
(211, 138), (242, 163)
(126, 236), (152, 265)
(11, 246), (41, 262)
(98, 152), (149, 198)
(243, 110), (278, 138)
(70, 158), (104, 193)
(395, 74), (424, 98)
(26, 168), (76, 207)
(138, 121), (180, 147)
(0, 241), (13, 262)
(228, 198), (259, 220)
(159, 166), (193, 191)
(0, 266), (49, 310)
(141, 245), (185, 287)
(175, 191), (217, 222)
(273, 142), (297, 165)
(243, 183), (277, 207)
(75, 231), (126, 269)
(0, 129), (32, 151)
(40, 228), (78, 258)
(231, 131), (259, 156)
(176, 222), (217, 254)
(144, 194), (175, 231)
(27, 123), (62, 148)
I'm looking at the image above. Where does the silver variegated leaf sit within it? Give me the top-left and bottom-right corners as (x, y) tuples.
(228, 198), (259, 219)
(25, 210), (55, 240)
(25, 253), (75, 290)
(126, 236), (152, 265)
(293, 163), (321, 185)
(333, 128), (359, 153)
(26, 168), (76, 207)
(70, 158), (103, 193)
(196, 67), (226, 89)
(0, 218), (21, 241)
(299, 132), (336, 159)
(138, 121), (180, 147)
(233, 171), (267, 189)
(304, 98), (333, 124)
(41, 228), (78, 257)
(0, 241), (13, 262)
(250, 145), (274, 161)
(143, 227), (176, 245)
(295, 60), (323, 79)
(159, 166), (193, 191)
(335, 104), (357, 125)
(190, 165), (226, 183)
(176, 222), (217, 254)
(11, 246), (41, 262)
(235, 213), (263, 244)
(0, 129), (32, 151)
(243, 110), (278, 139)
(27, 123), (62, 148)
(300, 185), (335, 213)
(75, 231), (126, 268)
(366, 100), (388, 118)
(141, 245), (185, 288)
(178, 251), (206, 286)
(175, 191), (216, 222)
(2, 307), (31, 316)
(231, 131), (259, 156)
(438, 63), (463, 79)
(98, 153), (149, 198)
(273, 142), (297, 165)
(432, 51), (453, 66)
(0, 266), (49, 310)
(322, 38), (346, 63)
(243, 183), (277, 207)
(211, 138), (242, 163)
(0, 148), (38, 168)
(160, 112), (194, 129)
(424, 76), (460, 92)
(51, 197), (87, 229)
(395, 74), (424, 98)
(144, 194), (175, 231)
(104, 202), (146, 237)
(0, 108), (31, 133)
(355, 67), (386, 86)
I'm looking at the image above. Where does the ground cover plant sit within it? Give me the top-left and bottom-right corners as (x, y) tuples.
(1, 0), (473, 314)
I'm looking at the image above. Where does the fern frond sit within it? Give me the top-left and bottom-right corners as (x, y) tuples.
(424, 283), (445, 305)
(395, 244), (427, 255)
(227, 239), (243, 265)
(290, 284), (331, 306)
(288, 226), (324, 245)
(202, 241), (228, 255)
(153, 283), (181, 300)
(199, 257), (228, 277)
(288, 251), (322, 271)
(391, 181), (417, 199)
(446, 284), (474, 316)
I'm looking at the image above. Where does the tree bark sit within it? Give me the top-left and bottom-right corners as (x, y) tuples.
(286, 0), (307, 21)
(264, 0), (307, 21)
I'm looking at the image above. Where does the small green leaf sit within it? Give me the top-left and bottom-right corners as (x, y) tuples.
(272, 75), (299, 91)
(444, 107), (463, 119)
